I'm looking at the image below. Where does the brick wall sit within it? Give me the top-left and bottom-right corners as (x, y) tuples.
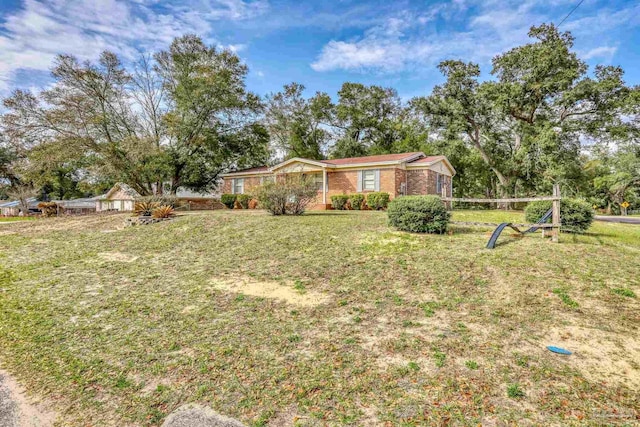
(407, 169), (437, 195)
(221, 176), (263, 194)
(407, 169), (453, 196)
(326, 168), (401, 198)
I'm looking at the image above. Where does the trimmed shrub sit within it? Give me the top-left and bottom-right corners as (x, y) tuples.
(331, 195), (349, 210)
(253, 175), (318, 215)
(350, 194), (365, 210)
(525, 198), (593, 233)
(388, 196), (450, 234)
(236, 194), (250, 209)
(366, 192), (390, 210)
(221, 194), (236, 209)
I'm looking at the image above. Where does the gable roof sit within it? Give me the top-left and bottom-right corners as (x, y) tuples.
(407, 155), (456, 175)
(221, 152), (455, 176)
(102, 183), (141, 200)
(320, 152), (423, 166)
(0, 198), (39, 208)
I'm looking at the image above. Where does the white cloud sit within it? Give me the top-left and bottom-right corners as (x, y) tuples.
(582, 46), (618, 61)
(0, 0), (267, 92)
(310, 0), (639, 74)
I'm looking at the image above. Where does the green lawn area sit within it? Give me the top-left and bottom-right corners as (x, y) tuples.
(0, 216), (36, 222)
(0, 210), (638, 426)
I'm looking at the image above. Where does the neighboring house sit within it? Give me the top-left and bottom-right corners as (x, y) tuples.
(96, 182), (222, 212)
(0, 198), (40, 216)
(220, 152), (455, 209)
(95, 183), (141, 212)
(56, 198), (97, 215)
(156, 184), (222, 210)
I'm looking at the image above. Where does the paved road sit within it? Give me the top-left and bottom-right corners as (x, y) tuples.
(595, 215), (640, 224)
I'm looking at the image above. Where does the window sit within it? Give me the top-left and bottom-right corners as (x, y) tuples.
(302, 173), (324, 191)
(233, 178), (244, 194)
(260, 176), (274, 184)
(363, 170), (376, 191)
(436, 173), (443, 194)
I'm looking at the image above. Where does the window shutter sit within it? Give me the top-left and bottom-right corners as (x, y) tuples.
(231, 179), (235, 194)
(374, 169), (380, 191)
(357, 171), (363, 192)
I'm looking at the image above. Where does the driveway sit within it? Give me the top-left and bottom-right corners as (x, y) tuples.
(595, 215), (640, 224)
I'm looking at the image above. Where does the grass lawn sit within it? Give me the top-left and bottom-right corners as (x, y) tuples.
(0, 210), (638, 426)
(0, 216), (36, 222)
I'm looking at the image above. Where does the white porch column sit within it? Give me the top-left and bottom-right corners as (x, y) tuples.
(322, 169), (327, 205)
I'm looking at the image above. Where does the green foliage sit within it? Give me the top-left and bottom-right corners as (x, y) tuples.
(157, 35), (269, 193)
(612, 288), (636, 298)
(221, 194), (236, 209)
(349, 194), (365, 210)
(552, 288), (579, 308)
(525, 198), (593, 232)
(507, 383), (525, 399)
(366, 192), (390, 210)
(433, 349), (446, 368)
(252, 176), (318, 215)
(331, 195), (349, 210)
(265, 83), (333, 160)
(465, 360), (479, 370)
(236, 194), (251, 209)
(388, 196), (450, 234)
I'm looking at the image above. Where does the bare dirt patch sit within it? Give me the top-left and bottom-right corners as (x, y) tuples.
(543, 326), (640, 390)
(0, 369), (56, 427)
(97, 252), (139, 263)
(211, 277), (329, 307)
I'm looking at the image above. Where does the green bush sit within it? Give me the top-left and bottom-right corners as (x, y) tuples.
(221, 194), (236, 209)
(388, 196), (450, 234)
(366, 192), (390, 210)
(236, 194), (250, 209)
(331, 195), (349, 210)
(350, 194), (365, 210)
(525, 198), (593, 233)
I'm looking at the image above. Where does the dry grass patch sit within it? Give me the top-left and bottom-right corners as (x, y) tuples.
(211, 277), (330, 307)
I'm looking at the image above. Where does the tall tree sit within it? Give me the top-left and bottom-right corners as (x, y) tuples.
(155, 35), (269, 192)
(413, 24), (639, 198)
(264, 82), (334, 160)
(332, 83), (403, 158)
(1, 52), (166, 195)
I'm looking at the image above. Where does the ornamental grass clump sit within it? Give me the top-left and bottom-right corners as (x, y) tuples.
(152, 205), (176, 219)
(388, 196), (450, 234)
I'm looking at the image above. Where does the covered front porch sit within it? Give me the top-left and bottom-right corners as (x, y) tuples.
(271, 158), (330, 207)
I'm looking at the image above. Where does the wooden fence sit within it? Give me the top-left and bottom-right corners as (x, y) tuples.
(442, 184), (562, 243)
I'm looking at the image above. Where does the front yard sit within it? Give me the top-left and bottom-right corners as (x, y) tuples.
(0, 210), (638, 426)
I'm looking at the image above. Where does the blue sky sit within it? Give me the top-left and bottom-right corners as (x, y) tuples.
(0, 0), (639, 100)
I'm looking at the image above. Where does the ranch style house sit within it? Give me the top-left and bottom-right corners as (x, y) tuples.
(221, 152), (455, 209)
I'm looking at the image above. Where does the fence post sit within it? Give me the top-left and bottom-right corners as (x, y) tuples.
(551, 184), (561, 243)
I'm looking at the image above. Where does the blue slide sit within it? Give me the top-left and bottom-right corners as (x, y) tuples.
(486, 209), (553, 249)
